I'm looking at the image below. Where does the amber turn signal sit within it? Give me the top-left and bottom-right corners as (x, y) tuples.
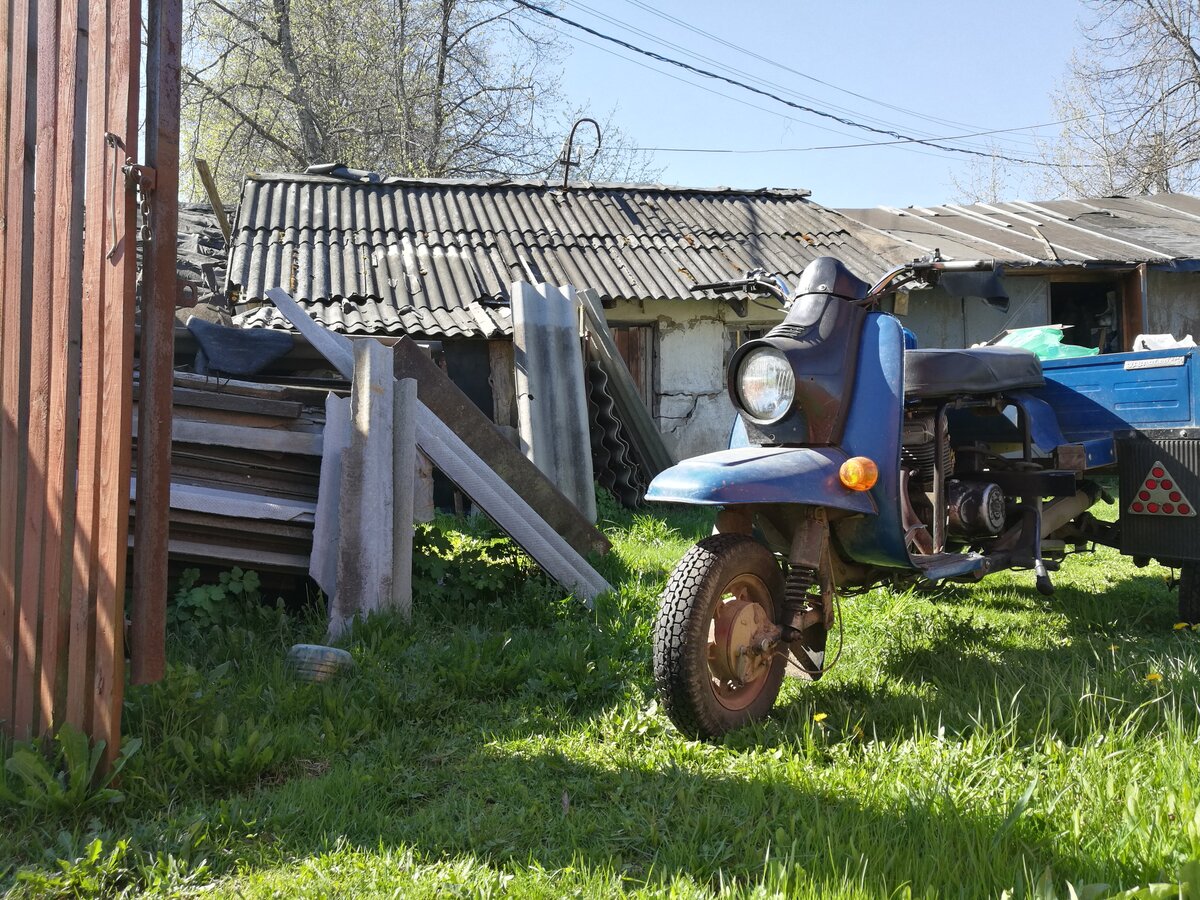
(839, 456), (878, 491)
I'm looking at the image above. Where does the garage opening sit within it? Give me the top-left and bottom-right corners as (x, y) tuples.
(1050, 279), (1120, 353)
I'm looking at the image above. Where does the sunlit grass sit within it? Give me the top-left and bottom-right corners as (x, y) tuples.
(2, 495), (1199, 898)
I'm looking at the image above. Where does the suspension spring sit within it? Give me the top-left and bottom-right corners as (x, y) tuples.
(782, 565), (818, 636)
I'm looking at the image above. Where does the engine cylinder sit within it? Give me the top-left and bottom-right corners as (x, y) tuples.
(946, 479), (1006, 537)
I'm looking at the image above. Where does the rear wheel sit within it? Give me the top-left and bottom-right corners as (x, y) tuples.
(653, 534), (787, 739)
(1179, 562), (1200, 625)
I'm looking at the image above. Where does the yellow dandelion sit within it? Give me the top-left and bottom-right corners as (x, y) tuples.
(812, 712), (828, 723)
(1146, 672), (1164, 683)
(1175, 622), (1190, 631)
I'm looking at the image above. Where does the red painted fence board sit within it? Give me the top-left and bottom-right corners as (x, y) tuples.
(0, 0), (175, 767)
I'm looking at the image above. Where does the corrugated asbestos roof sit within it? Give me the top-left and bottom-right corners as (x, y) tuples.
(838, 194), (1200, 268)
(229, 172), (902, 339)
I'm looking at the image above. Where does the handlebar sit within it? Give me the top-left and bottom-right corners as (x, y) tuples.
(689, 275), (788, 304)
(934, 258), (997, 272)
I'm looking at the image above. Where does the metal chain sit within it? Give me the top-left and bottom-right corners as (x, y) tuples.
(137, 178), (153, 245)
(123, 158), (155, 246)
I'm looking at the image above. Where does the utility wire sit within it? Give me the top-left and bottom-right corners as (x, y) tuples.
(562, 30), (969, 164)
(575, 0), (1041, 153)
(617, 0), (1009, 140)
(512, 0), (1097, 169)
(626, 118), (1097, 154)
(560, 0), (979, 150)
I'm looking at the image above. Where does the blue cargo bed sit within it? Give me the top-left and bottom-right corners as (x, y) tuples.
(1024, 348), (1199, 469)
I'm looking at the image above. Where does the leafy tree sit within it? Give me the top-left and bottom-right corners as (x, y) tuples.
(181, 0), (658, 197)
(1046, 0), (1200, 195)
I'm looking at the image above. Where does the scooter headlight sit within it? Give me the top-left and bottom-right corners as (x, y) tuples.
(736, 347), (795, 422)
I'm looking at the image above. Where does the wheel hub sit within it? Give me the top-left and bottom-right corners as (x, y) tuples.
(711, 594), (776, 685)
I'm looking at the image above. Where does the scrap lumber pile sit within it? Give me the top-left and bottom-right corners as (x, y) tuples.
(263, 286), (611, 636)
(130, 371), (325, 572)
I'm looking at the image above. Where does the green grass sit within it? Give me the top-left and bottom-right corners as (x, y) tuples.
(3, 497), (1200, 898)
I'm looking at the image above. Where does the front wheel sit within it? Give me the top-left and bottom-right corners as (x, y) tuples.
(653, 534), (787, 739)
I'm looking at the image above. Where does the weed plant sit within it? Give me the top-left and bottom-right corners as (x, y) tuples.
(2, 494), (1200, 897)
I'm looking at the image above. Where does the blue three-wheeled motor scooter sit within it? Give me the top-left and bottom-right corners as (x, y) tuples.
(646, 254), (1200, 739)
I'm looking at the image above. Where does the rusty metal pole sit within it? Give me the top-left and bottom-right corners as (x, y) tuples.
(132, 0), (180, 684)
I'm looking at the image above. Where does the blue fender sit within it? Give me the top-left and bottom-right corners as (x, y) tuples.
(645, 446), (877, 514)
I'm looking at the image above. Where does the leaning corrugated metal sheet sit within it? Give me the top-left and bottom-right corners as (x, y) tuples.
(512, 282), (597, 523)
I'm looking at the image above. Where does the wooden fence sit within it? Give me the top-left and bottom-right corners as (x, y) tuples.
(0, 0), (179, 765)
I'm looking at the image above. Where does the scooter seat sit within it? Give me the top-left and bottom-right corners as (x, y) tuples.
(904, 346), (1044, 399)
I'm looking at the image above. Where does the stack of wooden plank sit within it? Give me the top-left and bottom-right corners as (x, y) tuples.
(129, 372), (327, 572)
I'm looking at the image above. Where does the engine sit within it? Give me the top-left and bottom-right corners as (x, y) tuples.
(946, 479), (1006, 537)
(901, 410), (1007, 541)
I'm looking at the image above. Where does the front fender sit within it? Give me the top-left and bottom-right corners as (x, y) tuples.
(645, 446), (877, 514)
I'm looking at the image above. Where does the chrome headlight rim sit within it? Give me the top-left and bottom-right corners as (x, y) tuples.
(733, 344), (796, 424)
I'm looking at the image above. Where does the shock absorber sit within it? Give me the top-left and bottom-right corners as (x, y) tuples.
(781, 565), (818, 641)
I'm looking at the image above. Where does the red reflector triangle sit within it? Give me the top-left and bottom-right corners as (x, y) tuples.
(1128, 460), (1196, 516)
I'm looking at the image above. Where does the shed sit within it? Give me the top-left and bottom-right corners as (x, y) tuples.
(228, 171), (905, 456)
(839, 194), (1200, 353)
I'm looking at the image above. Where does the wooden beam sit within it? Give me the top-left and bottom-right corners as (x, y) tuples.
(171, 370), (297, 399)
(1, 0), (37, 736)
(91, 0), (140, 765)
(161, 386), (302, 418)
(131, 0), (182, 685)
(487, 340), (516, 428)
(66, 0), (111, 735)
(194, 158), (230, 244)
(39, 0), (88, 737)
(414, 451), (434, 523)
(393, 337), (610, 558)
(166, 417), (323, 455)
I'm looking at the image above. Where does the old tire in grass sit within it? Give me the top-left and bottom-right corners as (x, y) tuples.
(653, 533), (787, 739)
(1179, 562), (1200, 625)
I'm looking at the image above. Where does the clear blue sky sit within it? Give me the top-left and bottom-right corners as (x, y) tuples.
(550, 0), (1084, 208)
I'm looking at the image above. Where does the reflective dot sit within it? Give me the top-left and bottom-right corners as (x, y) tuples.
(1163, 480), (1174, 490)
(1140, 490), (1151, 501)
(1147, 479), (1159, 489)
(1132, 502), (1145, 512)
(1165, 503), (1176, 514)
(1154, 467), (1166, 477)
(1182, 504), (1193, 515)
(1170, 491), (1181, 502)
(1149, 503), (1161, 513)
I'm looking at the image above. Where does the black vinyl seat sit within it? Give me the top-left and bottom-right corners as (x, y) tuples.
(904, 346), (1044, 399)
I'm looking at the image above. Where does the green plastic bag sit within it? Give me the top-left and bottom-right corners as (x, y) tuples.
(995, 325), (1099, 360)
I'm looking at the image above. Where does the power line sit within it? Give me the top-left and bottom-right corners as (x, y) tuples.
(512, 0), (1096, 169)
(562, 30), (972, 165)
(623, 118), (1094, 154)
(617, 0), (1011, 141)
(559, 0), (1005, 153)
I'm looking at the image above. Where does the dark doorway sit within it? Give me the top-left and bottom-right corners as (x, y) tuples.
(1050, 280), (1120, 353)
